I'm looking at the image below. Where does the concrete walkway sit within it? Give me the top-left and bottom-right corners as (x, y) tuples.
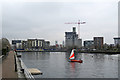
(2, 51), (18, 78)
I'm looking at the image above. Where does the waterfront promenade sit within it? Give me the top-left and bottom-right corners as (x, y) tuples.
(2, 51), (18, 78)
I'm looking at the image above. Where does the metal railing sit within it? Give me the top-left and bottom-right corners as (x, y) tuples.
(20, 58), (35, 80)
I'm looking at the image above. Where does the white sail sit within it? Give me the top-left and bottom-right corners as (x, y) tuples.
(69, 49), (75, 60)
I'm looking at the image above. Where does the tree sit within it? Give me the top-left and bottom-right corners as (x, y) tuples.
(1, 38), (11, 55)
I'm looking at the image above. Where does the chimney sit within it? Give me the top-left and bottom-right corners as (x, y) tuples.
(73, 27), (76, 32)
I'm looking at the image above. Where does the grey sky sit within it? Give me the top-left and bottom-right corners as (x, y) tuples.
(118, 1), (120, 37)
(2, 0), (119, 45)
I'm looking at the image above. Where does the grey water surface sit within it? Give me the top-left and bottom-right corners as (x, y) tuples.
(19, 52), (118, 78)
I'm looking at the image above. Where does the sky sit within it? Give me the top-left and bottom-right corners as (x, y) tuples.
(118, 1), (120, 37)
(2, 0), (119, 45)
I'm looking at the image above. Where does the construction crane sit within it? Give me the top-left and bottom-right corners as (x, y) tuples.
(65, 20), (86, 39)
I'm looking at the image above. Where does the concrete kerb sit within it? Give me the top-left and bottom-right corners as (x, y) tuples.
(14, 51), (26, 79)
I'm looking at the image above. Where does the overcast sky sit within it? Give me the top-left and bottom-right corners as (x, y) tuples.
(2, 0), (119, 45)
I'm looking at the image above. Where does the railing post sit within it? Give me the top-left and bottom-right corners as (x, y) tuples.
(14, 55), (17, 72)
(21, 69), (24, 73)
(20, 59), (35, 80)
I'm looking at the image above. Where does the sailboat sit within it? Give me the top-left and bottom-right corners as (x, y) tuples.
(69, 49), (83, 63)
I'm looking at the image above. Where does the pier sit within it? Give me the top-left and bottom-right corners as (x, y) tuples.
(28, 68), (42, 75)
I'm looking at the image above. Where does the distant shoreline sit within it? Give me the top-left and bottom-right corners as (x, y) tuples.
(16, 50), (120, 54)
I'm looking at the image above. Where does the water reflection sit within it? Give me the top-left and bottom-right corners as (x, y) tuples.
(19, 52), (50, 60)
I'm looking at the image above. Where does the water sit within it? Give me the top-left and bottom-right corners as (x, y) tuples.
(19, 52), (118, 78)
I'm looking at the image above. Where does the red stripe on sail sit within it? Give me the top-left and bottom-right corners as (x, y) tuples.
(69, 52), (74, 59)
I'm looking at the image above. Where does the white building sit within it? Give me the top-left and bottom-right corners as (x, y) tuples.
(27, 39), (45, 49)
(12, 40), (22, 49)
(16, 43), (23, 49)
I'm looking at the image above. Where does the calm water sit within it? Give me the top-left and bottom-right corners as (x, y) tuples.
(19, 52), (118, 78)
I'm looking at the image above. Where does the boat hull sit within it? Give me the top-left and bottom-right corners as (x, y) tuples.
(70, 59), (83, 63)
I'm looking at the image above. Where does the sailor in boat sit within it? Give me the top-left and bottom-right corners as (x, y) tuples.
(69, 49), (83, 63)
